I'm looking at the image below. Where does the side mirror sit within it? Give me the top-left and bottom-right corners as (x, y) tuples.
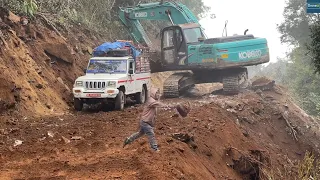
(198, 37), (205, 42)
(129, 69), (134, 74)
(83, 69), (87, 73)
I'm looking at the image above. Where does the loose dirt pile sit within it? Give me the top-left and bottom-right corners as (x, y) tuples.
(0, 8), (104, 117)
(0, 8), (320, 180)
(1, 80), (320, 179)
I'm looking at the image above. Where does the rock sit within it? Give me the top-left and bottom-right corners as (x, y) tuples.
(43, 43), (74, 64)
(166, 138), (174, 143)
(225, 100), (240, 109)
(6, 119), (17, 126)
(9, 128), (20, 134)
(235, 119), (240, 126)
(251, 77), (275, 91)
(111, 175), (122, 179)
(171, 114), (179, 118)
(189, 141), (198, 149)
(61, 136), (70, 144)
(255, 89), (263, 95)
(172, 133), (194, 143)
(45, 103), (51, 109)
(47, 131), (54, 138)
(57, 77), (71, 92)
(78, 35), (85, 43)
(227, 108), (237, 114)
(265, 95), (275, 100)
(209, 94), (218, 98)
(241, 117), (254, 124)
(253, 107), (261, 115)
(176, 147), (185, 153)
(242, 130), (249, 137)
(0, 7), (9, 18)
(13, 140), (23, 147)
(8, 11), (20, 23)
(172, 133), (197, 149)
(204, 150), (213, 157)
(71, 136), (83, 140)
(36, 84), (43, 89)
(57, 77), (64, 84)
(87, 46), (93, 54)
(8, 146), (14, 152)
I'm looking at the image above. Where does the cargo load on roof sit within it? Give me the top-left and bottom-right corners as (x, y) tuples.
(93, 40), (141, 60)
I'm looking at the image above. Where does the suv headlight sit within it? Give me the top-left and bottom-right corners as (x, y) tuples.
(75, 81), (83, 87)
(108, 81), (116, 87)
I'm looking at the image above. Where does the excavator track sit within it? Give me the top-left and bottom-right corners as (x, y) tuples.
(163, 72), (195, 98)
(222, 68), (248, 94)
(222, 76), (240, 94)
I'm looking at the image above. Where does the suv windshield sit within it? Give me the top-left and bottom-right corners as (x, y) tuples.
(86, 59), (127, 74)
(183, 27), (203, 43)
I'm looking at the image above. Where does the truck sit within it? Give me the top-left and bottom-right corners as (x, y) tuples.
(118, 1), (270, 98)
(72, 41), (151, 111)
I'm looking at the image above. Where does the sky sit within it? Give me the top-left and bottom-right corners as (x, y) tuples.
(199, 0), (288, 63)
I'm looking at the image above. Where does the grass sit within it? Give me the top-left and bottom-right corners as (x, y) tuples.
(298, 151), (320, 180)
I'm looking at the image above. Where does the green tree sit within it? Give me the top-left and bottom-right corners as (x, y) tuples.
(23, 0), (38, 17)
(276, 0), (320, 116)
(277, 0), (319, 46)
(285, 47), (320, 116)
(33, 0), (209, 41)
(306, 23), (320, 74)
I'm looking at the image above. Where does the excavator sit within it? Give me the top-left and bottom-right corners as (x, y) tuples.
(118, 1), (270, 98)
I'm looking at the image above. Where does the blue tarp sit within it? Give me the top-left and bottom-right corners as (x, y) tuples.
(93, 41), (141, 60)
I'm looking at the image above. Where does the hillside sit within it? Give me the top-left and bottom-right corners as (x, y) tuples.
(1, 8), (320, 180)
(0, 8), (104, 117)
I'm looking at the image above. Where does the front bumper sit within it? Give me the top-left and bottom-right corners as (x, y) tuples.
(72, 87), (119, 99)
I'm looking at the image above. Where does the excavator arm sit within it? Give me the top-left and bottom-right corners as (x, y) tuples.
(118, 1), (202, 48)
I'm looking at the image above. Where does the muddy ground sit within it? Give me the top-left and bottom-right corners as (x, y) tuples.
(1, 87), (320, 180)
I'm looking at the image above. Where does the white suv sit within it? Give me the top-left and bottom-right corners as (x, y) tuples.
(73, 50), (151, 111)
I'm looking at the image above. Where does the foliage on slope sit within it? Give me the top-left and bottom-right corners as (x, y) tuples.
(1, 0), (210, 42)
(249, 0), (320, 117)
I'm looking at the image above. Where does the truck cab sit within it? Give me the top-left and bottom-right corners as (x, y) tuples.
(160, 23), (204, 68)
(72, 49), (151, 111)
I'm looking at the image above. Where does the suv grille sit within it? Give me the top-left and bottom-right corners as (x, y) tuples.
(85, 81), (106, 90)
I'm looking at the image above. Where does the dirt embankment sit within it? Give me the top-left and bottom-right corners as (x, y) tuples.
(1, 78), (320, 179)
(0, 8), (105, 117)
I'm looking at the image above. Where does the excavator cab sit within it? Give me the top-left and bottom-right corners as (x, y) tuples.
(160, 23), (204, 68)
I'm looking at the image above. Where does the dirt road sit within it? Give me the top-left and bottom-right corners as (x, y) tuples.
(1, 88), (318, 180)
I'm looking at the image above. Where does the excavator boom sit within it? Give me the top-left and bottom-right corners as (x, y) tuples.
(119, 1), (203, 48)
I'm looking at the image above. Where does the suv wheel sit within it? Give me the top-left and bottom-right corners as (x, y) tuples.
(74, 98), (83, 111)
(135, 86), (146, 104)
(115, 91), (125, 111)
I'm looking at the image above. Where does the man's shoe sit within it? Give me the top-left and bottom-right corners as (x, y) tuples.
(123, 137), (130, 148)
(154, 149), (160, 153)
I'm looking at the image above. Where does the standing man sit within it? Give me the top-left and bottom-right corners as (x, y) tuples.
(123, 87), (177, 152)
